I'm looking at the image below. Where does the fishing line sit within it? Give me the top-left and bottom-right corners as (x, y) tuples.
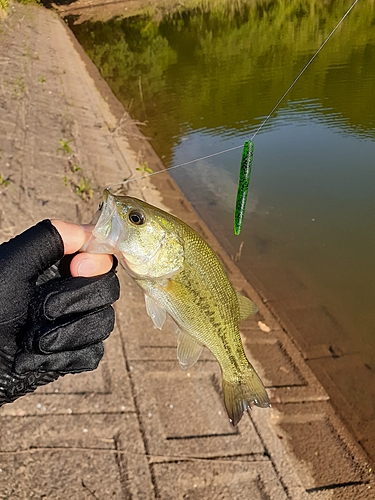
(109, 0), (360, 234)
(115, 0), (359, 191)
(249, 0), (359, 141)
(232, 0), (358, 233)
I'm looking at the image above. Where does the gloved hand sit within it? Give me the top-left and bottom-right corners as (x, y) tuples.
(0, 220), (120, 405)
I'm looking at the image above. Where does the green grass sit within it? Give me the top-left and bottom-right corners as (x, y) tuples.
(4, 76), (26, 96)
(0, 0), (8, 17)
(57, 139), (73, 155)
(58, 140), (93, 201)
(136, 161), (153, 174)
(74, 177), (93, 200)
(16, 0), (42, 5)
(0, 174), (12, 188)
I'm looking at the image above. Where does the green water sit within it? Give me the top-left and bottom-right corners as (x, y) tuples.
(69, 0), (375, 446)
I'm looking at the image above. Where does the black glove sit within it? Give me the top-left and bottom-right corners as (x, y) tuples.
(0, 220), (120, 405)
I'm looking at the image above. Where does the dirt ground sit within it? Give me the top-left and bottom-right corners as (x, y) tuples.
(52, 0), (221, 25)
(0, 2), (374, 499)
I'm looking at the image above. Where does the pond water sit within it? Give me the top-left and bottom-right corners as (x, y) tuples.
(69, 0), (375, 453)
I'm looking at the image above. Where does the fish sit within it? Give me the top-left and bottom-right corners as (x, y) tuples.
(84, 189), (270, 425)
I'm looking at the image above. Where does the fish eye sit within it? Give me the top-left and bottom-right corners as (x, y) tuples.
(128, 209), (146, 226)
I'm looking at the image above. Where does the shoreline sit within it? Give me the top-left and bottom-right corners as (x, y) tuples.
(0, 3), (373, 497)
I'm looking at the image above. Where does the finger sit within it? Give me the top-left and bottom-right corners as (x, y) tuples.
(14, 343), (105, 375)
(38, 307), (115, 353)
(50, 220), (88, 255)
(41, 271), (120, 320)
(0, 221), (64, 283)
(70, 252), (113, 277)
(51, 220), (103, 255)
(51, 220), (114, 276)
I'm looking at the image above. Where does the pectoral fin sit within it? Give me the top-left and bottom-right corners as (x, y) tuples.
(144, 294), (167, 330)
(236, 291), (258, 322)
(177, 330), (204, 370)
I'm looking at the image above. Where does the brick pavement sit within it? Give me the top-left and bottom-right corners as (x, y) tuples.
(0, 4), (373, 498)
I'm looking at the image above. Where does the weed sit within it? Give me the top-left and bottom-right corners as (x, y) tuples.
(57, 139), (73, 155)
(136, 161), (153, 174)
(71, 163), (82, 173)
(24, 44), (31, 58)
(39, 76), (46, 83)
(6, 76), (26, 97)
(16, 77), (26, 95)
(74, 177), (93, 200)
(16, 0), (41, 5)
(0, 0), (9, 17)
(62, 155), (93, 201)
(0, 174), (11, 188)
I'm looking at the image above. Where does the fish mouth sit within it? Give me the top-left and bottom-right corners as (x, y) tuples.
(82, 192), (127, 254)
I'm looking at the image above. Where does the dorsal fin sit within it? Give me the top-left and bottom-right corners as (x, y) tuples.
(235, 291), (258, 322)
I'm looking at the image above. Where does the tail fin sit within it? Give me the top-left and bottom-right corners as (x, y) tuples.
(222, 366), (270, 426)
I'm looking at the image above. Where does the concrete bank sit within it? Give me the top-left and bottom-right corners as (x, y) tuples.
(0, 4), (373, 498)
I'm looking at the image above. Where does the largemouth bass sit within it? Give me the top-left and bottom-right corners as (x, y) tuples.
(85, 189), (270, 425)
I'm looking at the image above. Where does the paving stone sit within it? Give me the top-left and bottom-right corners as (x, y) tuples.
(308, 354), (375, 462)
(270, 402), (368, 491)
(239, 263), (312, 304)
(128, 360), (265, 459)
(309, 354), (375, 422)
(306, 483), (374, 500)
(0, 450), (124, 499)
(358, 420), (375, 465)
(268, 299), (355, 357)
(241, 325), (328, 405)
(152, 460), (287, 500)
(0, 413), (130, 451)
(245, 338), (306, 387)
(0, 413), (154, 499)
(216, 272), (285, 334)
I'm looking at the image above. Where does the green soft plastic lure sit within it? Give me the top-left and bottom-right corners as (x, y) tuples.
(234, 140), (254, 235)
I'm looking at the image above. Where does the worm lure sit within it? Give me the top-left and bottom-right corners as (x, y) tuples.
(234, 140), (254, 235)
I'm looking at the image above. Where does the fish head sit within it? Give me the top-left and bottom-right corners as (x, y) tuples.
(85, 189), (184, 279)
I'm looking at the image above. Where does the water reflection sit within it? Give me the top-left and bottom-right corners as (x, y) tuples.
(68, 0), (375, 154)
(69, 0), (375, 457)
